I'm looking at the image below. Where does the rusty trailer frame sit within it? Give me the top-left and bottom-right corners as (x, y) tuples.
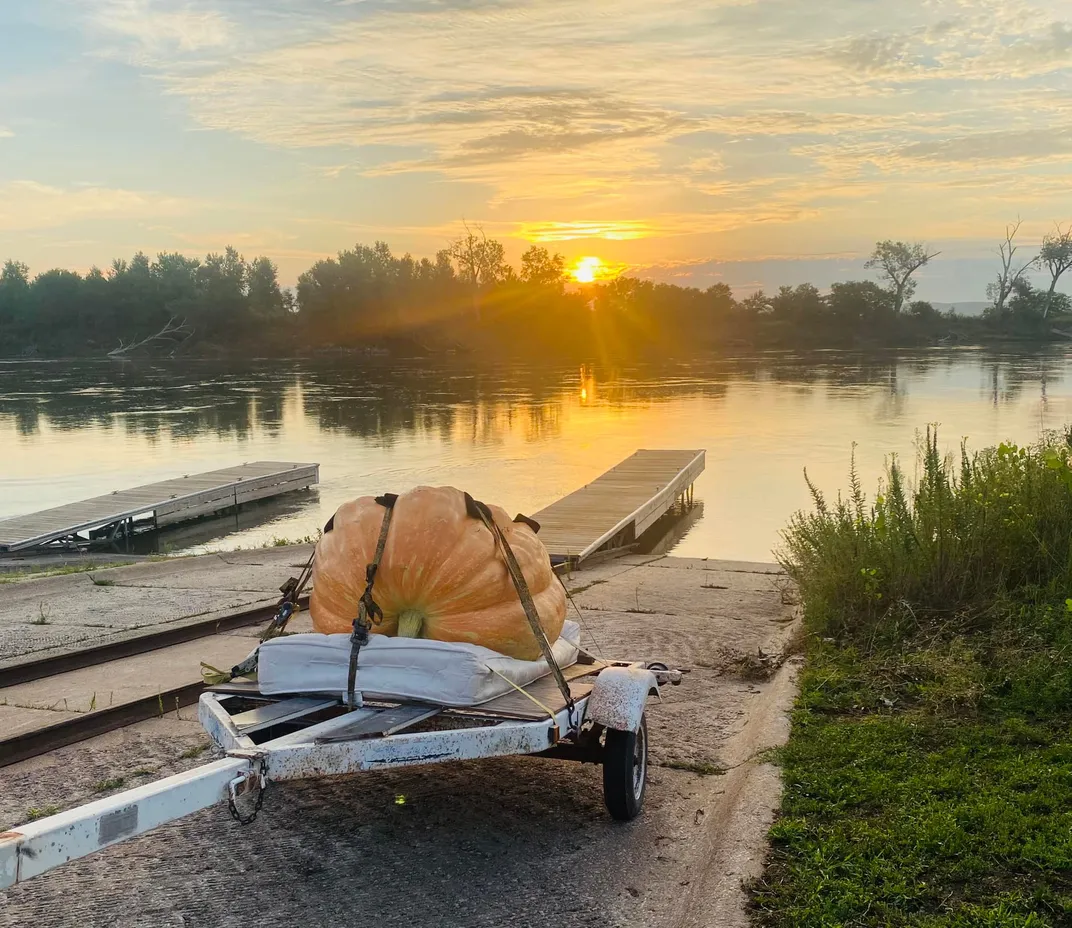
(1, 662), (679, 890)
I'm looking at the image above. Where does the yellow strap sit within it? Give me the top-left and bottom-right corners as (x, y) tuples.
(483, 665), (559, 720)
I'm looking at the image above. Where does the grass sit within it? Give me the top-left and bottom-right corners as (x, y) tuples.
(26, 804), (61, 821)
(265, 533), (318, 547)
(94, 777), (126, 793)
(662, 758), (727, 777)
(751, 428), (1072, 927)
(0, 561), (131, 584)
(180, 742), (210, 759)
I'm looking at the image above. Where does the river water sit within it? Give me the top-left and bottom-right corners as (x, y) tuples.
(1, 350), (1069, 562)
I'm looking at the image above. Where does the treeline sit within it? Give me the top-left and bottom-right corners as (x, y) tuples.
(2, 227), (1070, 359)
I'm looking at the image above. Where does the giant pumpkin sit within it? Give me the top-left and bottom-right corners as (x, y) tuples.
(310, 486), (566, 660)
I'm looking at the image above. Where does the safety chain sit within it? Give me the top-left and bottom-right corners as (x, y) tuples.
(227, 757), (267, 826)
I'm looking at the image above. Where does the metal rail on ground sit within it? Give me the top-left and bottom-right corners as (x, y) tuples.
(0, 595), (308, 689)
(0, 596), (307, 767)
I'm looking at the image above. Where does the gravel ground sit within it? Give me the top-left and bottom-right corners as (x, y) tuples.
(0, 556), (798, 928)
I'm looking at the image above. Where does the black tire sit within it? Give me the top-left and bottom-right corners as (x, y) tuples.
(603, 715), (648, 821)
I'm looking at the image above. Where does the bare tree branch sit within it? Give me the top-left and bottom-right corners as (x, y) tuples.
(986, 219), (1036, 315)
(107, 317), (193, 358)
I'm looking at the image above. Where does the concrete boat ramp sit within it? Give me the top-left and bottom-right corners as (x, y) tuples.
(0, 547), (799, 928)
(0, 448), (799, 928)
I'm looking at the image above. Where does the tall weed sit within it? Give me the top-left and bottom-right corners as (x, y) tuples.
(781, 426), (1072, 641)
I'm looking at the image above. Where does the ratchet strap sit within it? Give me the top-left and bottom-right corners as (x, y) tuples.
(202, 542), (318, 685)
(463, 493), (575, 725)
(260, 547), (317, 643)
(346, 493), (398, 710)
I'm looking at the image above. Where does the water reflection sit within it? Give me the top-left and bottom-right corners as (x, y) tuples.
(2, 348), (1070, 561)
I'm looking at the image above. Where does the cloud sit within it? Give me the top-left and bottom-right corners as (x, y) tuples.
(896, 128), (1072, 165)
(15, 0), (1072, 289)
(0, 180), (192, 233)
(89, 0), (232, 56)
(998, 20), (1072, 75)
(519, 221), (660, 242)
(831, 34), (913, 73)
(0, 127), (13, 139)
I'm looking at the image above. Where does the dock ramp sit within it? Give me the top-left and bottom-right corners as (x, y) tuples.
(532, 449), (704, 564)
(0, 462), (319, 552)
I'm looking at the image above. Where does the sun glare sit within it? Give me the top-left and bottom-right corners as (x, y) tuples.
(571, 256), (602, 284)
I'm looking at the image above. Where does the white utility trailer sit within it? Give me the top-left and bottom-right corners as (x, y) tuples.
(0, 655), (680, 889)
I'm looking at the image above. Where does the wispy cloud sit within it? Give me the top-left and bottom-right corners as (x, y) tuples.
(0, 180), (192, 233)
(89, 0), (232, 54)
(895, 127), (1072, 165)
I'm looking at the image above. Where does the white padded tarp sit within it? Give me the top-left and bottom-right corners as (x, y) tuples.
(257, 621), (581, 707)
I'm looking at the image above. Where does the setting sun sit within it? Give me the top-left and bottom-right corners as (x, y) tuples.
(570, 256), (603, 284)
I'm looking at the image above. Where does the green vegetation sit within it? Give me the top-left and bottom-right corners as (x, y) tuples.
(93, 777), (126, 793)
(752, 429), (1072, 927)
(3, 233), (1069, 359)
(26, 805), (61, 821)
(0, 561), (132, 584)
(265, 534), (318, 547)
(662, 758), (726, 777)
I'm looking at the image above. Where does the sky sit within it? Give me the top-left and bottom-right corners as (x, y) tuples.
(1, 0), (1072, 301)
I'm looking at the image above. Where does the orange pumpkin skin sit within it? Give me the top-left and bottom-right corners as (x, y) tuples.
(310, 486), (566, 660)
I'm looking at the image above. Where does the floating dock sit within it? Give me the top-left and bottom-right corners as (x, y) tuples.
(0, 462), (319, 552)
(533, 449), (705, 564)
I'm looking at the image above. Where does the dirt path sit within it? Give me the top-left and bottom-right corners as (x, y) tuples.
(0, 554), (798, 928)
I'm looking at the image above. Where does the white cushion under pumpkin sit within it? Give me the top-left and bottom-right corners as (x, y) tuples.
(256, 621), (581, 707)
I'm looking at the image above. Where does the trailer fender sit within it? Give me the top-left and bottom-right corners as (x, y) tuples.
(586, 665), (658, 732)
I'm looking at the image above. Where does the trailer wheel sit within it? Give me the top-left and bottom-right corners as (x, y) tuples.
(603, 714), (647, 821)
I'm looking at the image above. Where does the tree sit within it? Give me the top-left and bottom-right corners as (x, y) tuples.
(152, 252), (201, 310)
(30, 269), (83, 333)
(520, 246), (566, 292)
(196, 246), (248, 334)
(741, 290), (772, 317)
(770, 283), (824, 322)
(247, 256), (285, 318)
(1036, 223), (1072, 318)
(865, 240), (940, 312)
(448, 223), (508, 316)
(0, 260), (31, 331)
(986, 220), (1036, 316)
(907, 300), (940, 322)
(827, 281), (896, 324)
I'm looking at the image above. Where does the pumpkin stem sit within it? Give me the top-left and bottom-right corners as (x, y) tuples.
(396, 608), (425, 638)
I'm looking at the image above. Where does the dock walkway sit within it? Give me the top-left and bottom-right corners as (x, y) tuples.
(533, 449), (704, 563)
(0, 462), (319, 552)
